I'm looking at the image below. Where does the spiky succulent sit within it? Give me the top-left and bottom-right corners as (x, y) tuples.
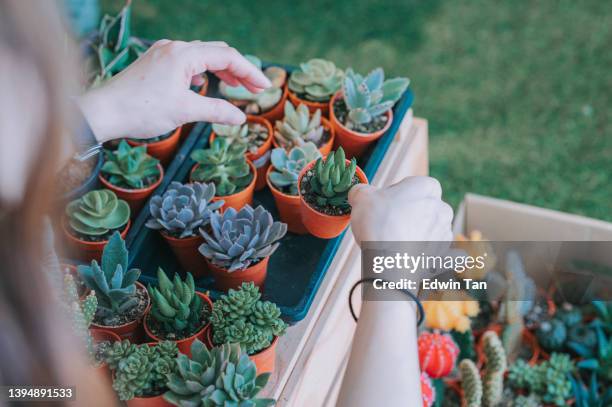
(288, 58), (343, 102)
(198, 205), (287, 272)
(66, 189), (130, 236)
(77, 232), (141, 324)
(211, 282), (286, 355)
(190, 138), (252, 196)
(342, 67), (409, 125)
(536, 318), (567, 352)
(146, 182), (223, 239)
(101, 140), (160, 189)
(164, 340), (275, 407)
(269, 143), (321, 195)
(274, 102), (325, 149)
(147, 268), (206, 338)
(459, 359), (482, 407)
(63, 273), (97, 362)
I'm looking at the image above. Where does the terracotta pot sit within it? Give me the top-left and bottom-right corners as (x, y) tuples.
(206, 256), (269, 291)
(90, 282), (150, 343)
(329, 91), (393, 159)
(205, 329), (278, 374)
(161, 233), (208, 278)
(266, 166), (307, 234)
(260, 83), (288, 123)
(477, 328), (540, 368)
(127, 127), (181, 166)
(99, 163), (163, 215)
(62, 217), (131, 263)
(297, 158), (368, 239)
(143, 292), (213, 357)
(126, 394), (172, 407)
(210, 115), (273, 192)
(90, 328), (121, 379)
(272, 116), (335, 157)
(190, 160), (257, 212)
(288, 88), (330, 116)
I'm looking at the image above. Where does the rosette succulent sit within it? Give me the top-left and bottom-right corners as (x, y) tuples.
(190, 138), (252, 196)
(212, 122), (269, 155)
(288, 58), (343, 102)
(198, 205), (287, 272)
(101, 140), (160, 189)
(269, 143), (320, 195)
(274, 102), (325, 149)
(146, 182), (223, 238)
(66, 189), (130, 236)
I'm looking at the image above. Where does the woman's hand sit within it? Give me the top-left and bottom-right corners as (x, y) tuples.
(77, 40), (271, 143)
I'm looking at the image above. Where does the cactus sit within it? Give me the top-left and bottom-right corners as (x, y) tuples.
(146, 182), (223, 238)
(482, 331), (507, 406)
(557, 302), (583, 327)
(198, 205), (287, 272)
(417, 331), (459, 378)
(536, 318), (567, 352)
(66, 189), (130, 236)
(190, 137), (253, 196)
(101, 140), (160, 189)
(459, 359), (482, 407)
(147, 268), (207, 338)
(269, 143), (321, 195)
(420, 373), (436, 407)
(210, 282), (286, 355)
(288, 58), (343, 102)
(212, 122), (269, 155)
(274, 102), (325, 150)
(423, 296), (480, 333)
(164, 340), (275, 406)
(63, 273), (97, 361)
(77, 232), (141, 325)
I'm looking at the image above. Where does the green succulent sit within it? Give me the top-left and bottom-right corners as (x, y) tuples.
(557, 303), (583, 327)
(147, 268), (206, 338)
(508, 359), (537, 390)
(269, 143), (321, 195)
(288, 58), (343, 102)
(591, 300), (612, 332)
(77, 232), (141, 325)
(63, 273), (97, 362)
(567, 323), (598, 357)
(211, 282), (286, 355)
(164, 340), (275, 407)
(66, 189), (130, 236)
(513, 395), (542, 407)
(576, 323), (612, 382)
(342, 67), (409, 125)
(274, 102), (325, 150)
(104, 339), (137, 371)
(459, 359), (482, 407)
(190, 137), (253, 196)
(212, 123), (249, 149)
(570, 372), (612, 407)
(536, 318), (567, 352)
(101, 140), (160, 189)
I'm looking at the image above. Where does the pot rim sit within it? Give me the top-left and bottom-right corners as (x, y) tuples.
(204, 255), (269, 275)
(329, 91), (394, 139)
(287, 87), (330, 109)
(189, 159), (257, 200)
(90, 281), (151, 330)
(209, 116), (274, 162)
(272, 115), (335, 153)
(62, 216), (131, 246)
(159, 230), (202, 243)
(99, 163), (164, 194)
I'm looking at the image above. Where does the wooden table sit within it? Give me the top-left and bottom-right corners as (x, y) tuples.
(262, 111), (429, 406)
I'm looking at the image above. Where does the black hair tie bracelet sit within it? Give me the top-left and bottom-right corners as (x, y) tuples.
(348, 277), (425, 327)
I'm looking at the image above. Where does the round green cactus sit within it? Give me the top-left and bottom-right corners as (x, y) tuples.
(101, 139), (160, 189)
(288, 58), (343, 102)
(305, 147), (358, 211)
(274, 102), (325, 150)
(66, 189), (130, 236)
(269, 143), (321, 195)
(536, 318), (567, 352)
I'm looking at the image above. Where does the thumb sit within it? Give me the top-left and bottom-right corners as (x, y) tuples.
(182, 92), (246, 125)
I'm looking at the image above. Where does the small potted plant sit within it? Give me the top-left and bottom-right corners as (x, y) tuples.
(274, 101), (335, 155)
(146, 182), (223, 277)
(330, 68), (409, 158)
(189, 138), (256, 211)
(78, 232), (150, 341)
(219, 54), (287, 122)
(63, 189), (131, 261)
(297, 147), (367, 238)
(207, 282), (287, 374)
(127, 127), (182, 166)
(267, 143), (321, 234)
(210, 116), (273, 191)
(143, 268), (213, 356)
(198, 205), (287, 290)
(99, 139), (163, 213)
(164, 340), (275, 406)
(287, 58), (344, 116)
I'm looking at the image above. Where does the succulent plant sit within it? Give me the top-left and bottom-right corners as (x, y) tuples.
(422, 296), (479, 333)
(198, 205), (287, 272)
(341, 67), (409, 126)
(212, 122), (269, 155)
(288, 58), (343, 102)
(164, 340), (275, 406)
(557, 303), (583, 327)
(269, 143), (321, 195)
(508, 359), (535, 390)
(576, 323), (612, 382)
(420, 373), (436, 407)
(147, 268), (206, 338)
(63, 273), (97, 361)
(77, 232), (141, 325)
(146, 182), (223, 239)
(592, 300), (612, 332)
(210, 282), (286, 355)
(536, 318), (567, 352)
(190, 138), (253, 196)
(274, 102), (325, 150)
(66, 189), (130, 236)
(459, 359), (482, 407)
(417, 331), (459, 378)
(567, 323), (598, 357)
(570, 372), (612, 407)
(101, 140), (160, 189)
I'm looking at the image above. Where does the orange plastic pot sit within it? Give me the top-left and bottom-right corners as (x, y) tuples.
(205, 329), (278, 374)
(90, 282), (150, 343)
(272, 116), (335, 157)
(90, 328), (121, 379)
(99, 163), (163, 215)
(288, 88), (330, 116)
(143, 292), (213, 357)
(190, 160), (257, 212)
(206, 256), (269, 291)
(126, 394), (172, 407)
(297, 159), (368, 239)
(128, 127), (181, 166)
(329, 91), (393, 159)
(259, 83), (288, 123)
(161, 233), (208, 278)
(62, 217), (131, 263)
(266, 166), (307, 234)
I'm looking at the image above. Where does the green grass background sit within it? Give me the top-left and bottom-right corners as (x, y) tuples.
(104, 0), (611, 222)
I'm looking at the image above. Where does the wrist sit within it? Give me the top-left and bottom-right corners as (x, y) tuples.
(77, 86), (124, 144)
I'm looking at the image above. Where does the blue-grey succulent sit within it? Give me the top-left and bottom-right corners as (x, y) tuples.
(269, 143), (320, 195)
(274, 102), (325, 150)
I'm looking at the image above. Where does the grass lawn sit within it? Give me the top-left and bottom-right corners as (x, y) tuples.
(104, 0), (612, 222)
